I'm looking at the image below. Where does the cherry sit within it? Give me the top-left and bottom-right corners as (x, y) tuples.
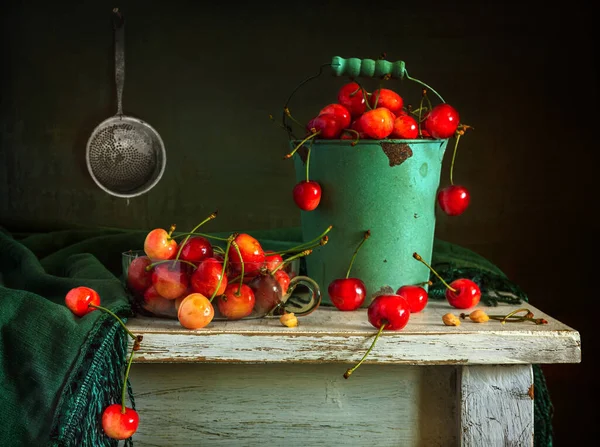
(228, 233), (266, 277)
(102, 404), (139, 441)
(151, 261), (190, 300)
(179, 236), (213, 264)
(126, 255), (153, 296)
(438, 185), (470, 216)
(190, 257), (228, 298)
(424, 103), (460, 139)
(264, 251), (284, 272)
(248, 271), (282, 316)
(293, 181), (321, 211)
(143, 227), (178, 260)
(142, 285), (178, 318)
(396, 284), (428, 313)
(390, 114), (419, 139)
(328, 230), (370, 311)
(437, 126), (472, 216)
(274, 269), (291, 294)
(369, 88), (404, 115)
(357, 108), (395, 139)
(306, 113), (344, 139)
(337, 82), (367, 118)
(217, 283), (256, 320)
(412, 252), (481, 309)
(343, 294), (410, 379)
(319, 103), (351, 129)
(177, 292), (215, 329)
(65, 286), (100, 317)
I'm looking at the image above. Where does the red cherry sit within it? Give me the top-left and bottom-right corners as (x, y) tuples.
(191, 257), (227, 298)
(293, 180), (321, 211)
(264, 251), (284, 272)
(328, 278), (366, 311)
(357, 108), (395, 139)
(126, 256), (153, 295)
(319, 103), (351, 129)
(445, 278), (481, 309)
(274, 269), (291, 295)
(65, 286), (100, 317)
(396, 285), (428, 313)
(367, 294), (411, 330)
(143, 228), (177, 260)
(151, 262), (190, 300)
(424, 103), (460, 139)
(179, 236), (213, 264)
(306, 113), (344, 139)
(337, 82), (367, 118)
(369, 89), (404, 115)
(228, 233), (266, 276)
(438, 185), (470, 216)
(101, 404), (139, 440)
(390, 114), (419, 139)
(217, 283), (256, 320)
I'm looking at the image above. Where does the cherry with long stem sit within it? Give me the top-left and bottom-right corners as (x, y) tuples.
(120, 344), (136, 414)
(174, 211), (218, 262)
(271, 249), (313, 275)
(462, 308), (548, 325)
(231, 240), (244, 297)
(344, 323), (385, 379)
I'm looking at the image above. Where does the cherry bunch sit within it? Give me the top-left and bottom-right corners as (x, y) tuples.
(279, 80), (472, 216)
(126, 212), (331, 328)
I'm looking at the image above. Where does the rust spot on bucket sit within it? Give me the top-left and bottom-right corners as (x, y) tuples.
(380, 143), (413, 167)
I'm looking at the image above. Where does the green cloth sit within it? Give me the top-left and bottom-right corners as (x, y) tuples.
(0, 226), (553, 446)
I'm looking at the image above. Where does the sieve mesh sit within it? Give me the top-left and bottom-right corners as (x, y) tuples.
(86, 116), (166, 197)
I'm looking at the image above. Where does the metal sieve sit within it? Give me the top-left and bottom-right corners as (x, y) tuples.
(86, 9), (166, 198)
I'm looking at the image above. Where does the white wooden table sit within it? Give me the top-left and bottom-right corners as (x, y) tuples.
(127, 301), (581, 447)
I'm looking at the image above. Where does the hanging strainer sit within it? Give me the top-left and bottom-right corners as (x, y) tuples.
(86, 8), (166, 198)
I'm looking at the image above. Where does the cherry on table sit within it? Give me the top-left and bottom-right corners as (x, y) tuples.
(328, 230), (370, 311)
(217, 283), (256, 320)
(177, 292), (215, 329)
(396, 284), (428, 313)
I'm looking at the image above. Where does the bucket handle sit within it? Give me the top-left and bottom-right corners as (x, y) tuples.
(282, 56), (445, 139)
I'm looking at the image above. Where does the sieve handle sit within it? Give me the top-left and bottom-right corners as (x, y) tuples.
(330, 56), (406, 79)
(112, 8), (125, 116)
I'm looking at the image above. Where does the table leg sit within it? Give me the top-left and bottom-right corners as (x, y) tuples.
(459, 364), (534, 447)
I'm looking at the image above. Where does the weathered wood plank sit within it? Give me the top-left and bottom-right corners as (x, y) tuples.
(127, 301), (581, 365)
(130, 363), (457, 447)
(459, 365), (534, 447)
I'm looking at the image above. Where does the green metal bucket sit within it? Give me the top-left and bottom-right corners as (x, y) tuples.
(293, 138), (448, 306)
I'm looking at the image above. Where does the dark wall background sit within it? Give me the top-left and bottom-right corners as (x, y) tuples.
(1, 0), (596, 444)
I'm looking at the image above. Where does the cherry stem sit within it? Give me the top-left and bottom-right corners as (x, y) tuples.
(121, 344), (135, 414)
(305, 139), (314, 182)
(146, 259), (197, 271)
(412, 252), (457, 293)
(174, 211), (218, 262)
(89, 304), (137, 340)
(449, 132), (462, 186)
(171, 232), (229, 242)
(271, 249), (313, 274)
(231, 240), (244, 296)
(269, 114), (287, 130)
(167, 224), (176, 238)
(354, 81), (372, 110)
(404, 70), (445, 103)
(373, 81), (382, 109)
(284, 131), (320, 160)
(273, 225), (333, 255)
(417, 90), (425, 137)
(210, 236), (233, 302)
(346, 230), (371, 279)
(213, 246), (225, 255)
(284, 107), (304, 129)
(344, 322), (386, 379)
(342, 128), (360, 146)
